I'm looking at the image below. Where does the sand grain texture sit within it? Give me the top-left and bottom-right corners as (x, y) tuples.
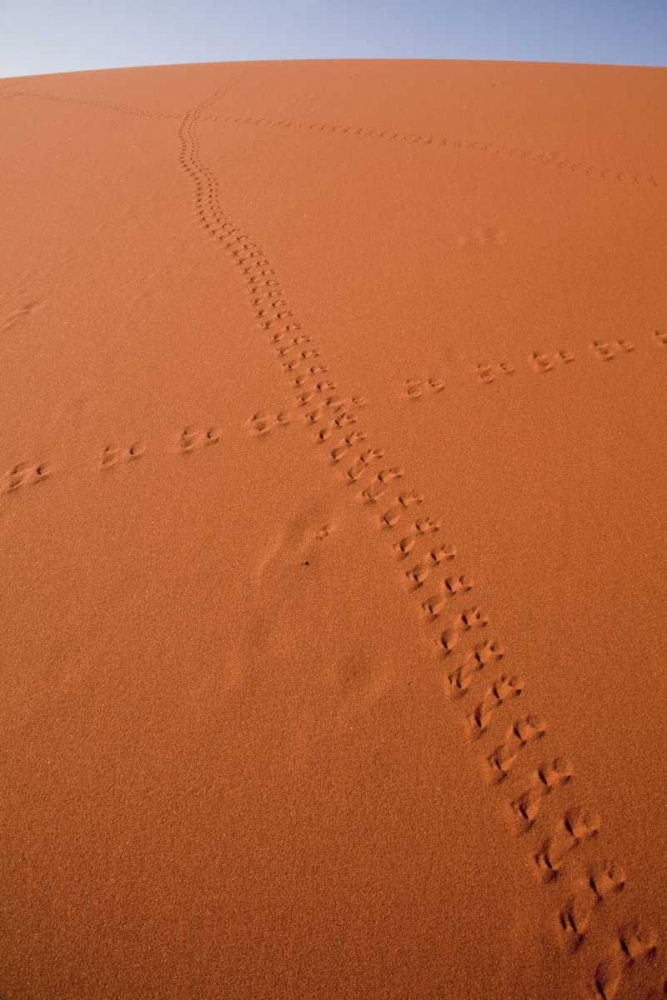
(1, 59), (666, 1000)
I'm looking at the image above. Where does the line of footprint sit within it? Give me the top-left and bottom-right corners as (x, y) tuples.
(9, 328), (649, 498)
(409, 334), (665, 395)
(10, 88), (175, 121)
(7, 87), (663, 192)
(178, 87), (667, 999)
(0, 427), (229, 497)
(209, 111), (662, 191)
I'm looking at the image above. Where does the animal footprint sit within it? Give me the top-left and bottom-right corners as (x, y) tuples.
(315, 403), (357, 443)
(443, 573), (474, 595)
(439, 605), (488, 656)
(346, 449), (384, 483)
(414, 567), (470, 600)
(100, 442), (144, 468)
(382, 491), (424, 531)
(653, 329), (667, 346)
(356, 468), (405, 501)
(445, 640), (505, 698)
(248, 411), (290, 435)
(429, 545), (456, 566)
(304, 398), (344, 425)
(179, 425), (220, 453)
(405, 562), (432, 588)
(297, 381), (337, 406)
(413, 544), (456, 586)
(510, 758), (574, 832)
(405, 376), (445, 399)
(534, 806), (601, 881)
(594, 923), (659, 1000)
(314, 379), (338, 393)
(329, 407), (358, 430)
(589, 339), (635, 361)
(330, 430), (367, 462)
(485, 714), (546, 783)
(360, 477), (389, 503)
(1, 461), (51, 494)
(529, 349), (574, 373)
(477, 360), (514, 384)
(466, 671), (523, 737)
(378, 467), (404, 485)
(248, 412), (271, 434)
(414, 516), (440, 534)
(204, 427), (221, 444)
(315, 523), (332, 541)
(560, 861), (626, 950)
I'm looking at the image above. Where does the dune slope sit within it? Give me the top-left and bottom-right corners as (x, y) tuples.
(1, 59), (666, 1000)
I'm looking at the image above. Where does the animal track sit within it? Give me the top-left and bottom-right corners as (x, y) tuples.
(405, 542), (455, 576)
(212, 108), (661, 191)
(466, 672), (523, 737)
(446, 640), (505, 698)
(443, 573), (474, 595)
(509, 758), (574, 832)
(405, 376), (445, 399)
(589, 339), (635, 361)
(5, 84), (664, 1000)
(179, 425), (221, 453)
(594, 923), (659, 999)
(360, 467), (407, 504)
(297, 381), (338, 406)
(0, 461), (51, 495)
(402, 330), (663, 396)
(247, 411), (291, 435)
(528, 348), (575, 373)
(174, 86), (667, 1000)
(100, 442), (145, 468)
(12, 87), (176, 121)
(477, 360), (514, 384)
(534, 806), (601, 881)
(345, 448), (385, 483)
(7, 78), (661, 1000)
(439, 605), (489, 657)
(560, 860), (627, 951)
(485, 715), (546, 783)
(330, 430), (367, 462)
(409, 564), (470, 594)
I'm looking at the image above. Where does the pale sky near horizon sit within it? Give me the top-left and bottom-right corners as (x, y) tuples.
(1, 0), (666, 80)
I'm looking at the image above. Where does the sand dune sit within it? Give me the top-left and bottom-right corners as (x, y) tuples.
(1, 59), (666, 999)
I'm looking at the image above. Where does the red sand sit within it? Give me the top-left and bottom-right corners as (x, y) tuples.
(1, 59), (666, 1000)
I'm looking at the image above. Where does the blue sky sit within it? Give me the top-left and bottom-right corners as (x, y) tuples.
(2, 0), (666, 79)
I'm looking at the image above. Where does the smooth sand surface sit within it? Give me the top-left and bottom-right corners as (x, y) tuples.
(1, 59), (666, 999)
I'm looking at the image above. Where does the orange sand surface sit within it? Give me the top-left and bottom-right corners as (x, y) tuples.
(1, 59), (667, 1000)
